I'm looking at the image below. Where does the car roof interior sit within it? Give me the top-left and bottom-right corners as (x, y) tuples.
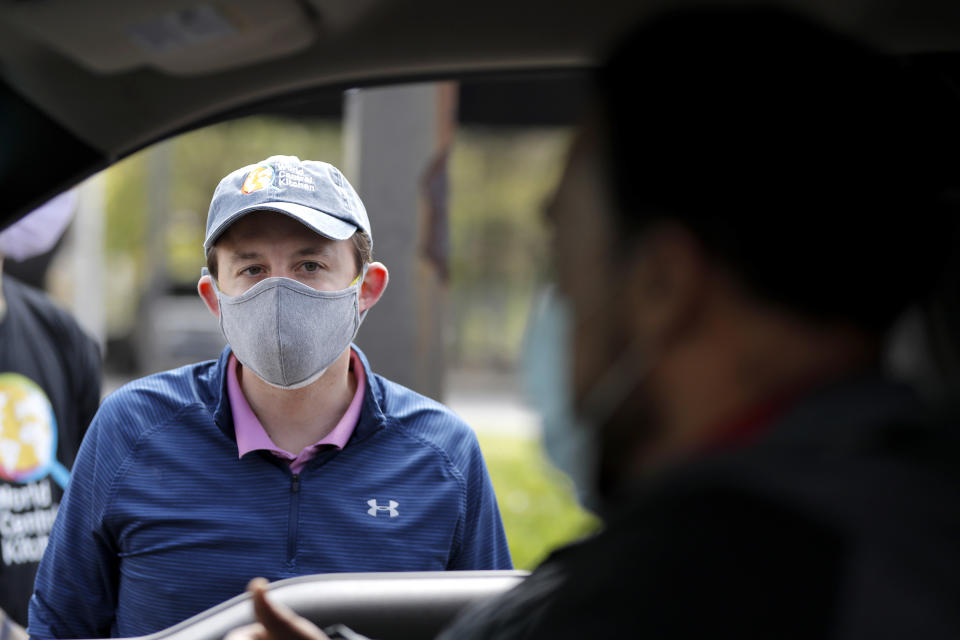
(7, 0), (960, 222)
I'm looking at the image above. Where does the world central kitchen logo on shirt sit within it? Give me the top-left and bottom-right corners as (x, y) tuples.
(0, 373), (67, 566)
(0, 374), (67, 488)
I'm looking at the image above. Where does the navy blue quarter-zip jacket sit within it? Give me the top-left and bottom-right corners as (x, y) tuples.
(28, 346), (511, 638)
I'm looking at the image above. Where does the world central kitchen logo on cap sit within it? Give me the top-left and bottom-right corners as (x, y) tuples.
(240, 166), (274, 194)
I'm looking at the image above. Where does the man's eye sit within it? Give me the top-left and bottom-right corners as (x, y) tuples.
(301, 262), (321, 273)
(241, 266), (264, 276)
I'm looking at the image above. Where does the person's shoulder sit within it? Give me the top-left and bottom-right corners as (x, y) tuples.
(525, 483), (843, 638)
(4, 273), (51, 308)
(4, 275), (88, 336)
(373, 372), (470, 428)
(372, 372), (481, 460)
(96, 359), (221, 440)
(68, 359), (225, 502)
(3, 274), (100, 362)
(613, 479), (843, 550)
(446, 482), (844, 640)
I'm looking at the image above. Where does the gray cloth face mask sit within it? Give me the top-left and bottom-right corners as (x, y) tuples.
(205, 268), (367, 390)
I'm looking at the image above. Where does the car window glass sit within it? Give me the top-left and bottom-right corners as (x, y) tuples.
(33, 78), (598, 570)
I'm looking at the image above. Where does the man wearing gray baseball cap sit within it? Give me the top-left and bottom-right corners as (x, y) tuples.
(28, 156), (512, 640)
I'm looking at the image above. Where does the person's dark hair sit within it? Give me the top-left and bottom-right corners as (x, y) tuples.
(595, 8), (960, 332)
(206, 229), (372, 280)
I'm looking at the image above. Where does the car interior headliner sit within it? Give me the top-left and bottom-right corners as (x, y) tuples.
(5, 0), (960, 224)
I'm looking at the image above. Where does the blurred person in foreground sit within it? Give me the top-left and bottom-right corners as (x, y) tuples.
(0, 191), (101, 637)
(225, 8), (960, 640)
(28, 157), (510, 639)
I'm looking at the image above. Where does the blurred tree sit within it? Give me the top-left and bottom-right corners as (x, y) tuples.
(448, 127), (569, 367)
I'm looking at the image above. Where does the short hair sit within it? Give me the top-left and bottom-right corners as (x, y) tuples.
(206, 228), (372, 281)
(595, 8), (960, 332)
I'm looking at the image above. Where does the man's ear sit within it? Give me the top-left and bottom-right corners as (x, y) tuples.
(622, 224), (706, 347)
(198, 274), (220, 319)
(359, 262), (389, 313)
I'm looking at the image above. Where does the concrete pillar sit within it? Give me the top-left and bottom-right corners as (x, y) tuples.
(343, 83), (456, 400)
(145, 141), (171, 292)
(73, 174), (106, 349)
(134, 141), (176, 373)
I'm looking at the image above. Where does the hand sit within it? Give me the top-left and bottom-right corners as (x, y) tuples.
(224, 578), (330, 640)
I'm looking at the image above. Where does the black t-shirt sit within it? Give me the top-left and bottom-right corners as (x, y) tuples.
(0, 275), (100, 626)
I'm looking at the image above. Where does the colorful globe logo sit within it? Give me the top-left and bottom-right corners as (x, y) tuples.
(241, 166), (274, 194)
(0, 373), (66, 487)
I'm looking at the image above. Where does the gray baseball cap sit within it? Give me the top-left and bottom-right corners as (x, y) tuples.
(204, 155), (371, 252)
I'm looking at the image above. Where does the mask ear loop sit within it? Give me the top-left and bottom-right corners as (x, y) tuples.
(349, 269), (363, 288)
(577, 335), (656, 431)
(356, 263), (371, 324)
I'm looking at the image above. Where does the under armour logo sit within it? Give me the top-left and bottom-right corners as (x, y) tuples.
(367, 499), (399, 517)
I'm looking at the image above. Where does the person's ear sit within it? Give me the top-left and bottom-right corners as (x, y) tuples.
(359, 262), (389, 313)
(622, 224), (706, 348)
(198, 274), (220, 319)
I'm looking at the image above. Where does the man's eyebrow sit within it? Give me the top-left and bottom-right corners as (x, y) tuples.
(293, 245), (334, 258)
(229, 250), (263, 261)
(228, 246), (332, 261)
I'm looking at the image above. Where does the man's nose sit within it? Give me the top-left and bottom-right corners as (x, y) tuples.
(271, 265), (298, 280)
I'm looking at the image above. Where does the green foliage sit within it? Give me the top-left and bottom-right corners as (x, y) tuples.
(104, 153), (148, 258)
(477, 433), (599, 570)
(447, 128), (570, 367)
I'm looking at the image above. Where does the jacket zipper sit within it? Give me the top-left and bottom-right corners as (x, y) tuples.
(286, 473), (301, 566)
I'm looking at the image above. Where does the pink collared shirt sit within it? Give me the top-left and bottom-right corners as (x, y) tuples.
(228, 348), (366, 474)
